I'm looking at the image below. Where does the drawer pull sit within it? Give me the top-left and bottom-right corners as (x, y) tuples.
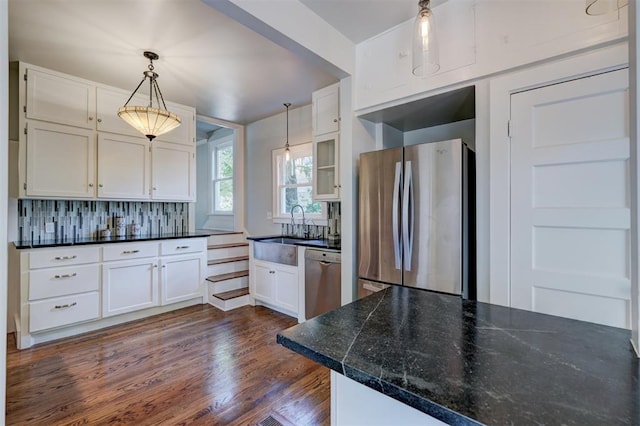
(122, 250), (140, 254)
(176, 246), (190, 249)
(54, 255), (77, 261)
(54, 302), (77, 310)
(54, 273), (77, 279)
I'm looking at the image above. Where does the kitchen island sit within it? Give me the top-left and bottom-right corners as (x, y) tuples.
(277, 285), (639, 425)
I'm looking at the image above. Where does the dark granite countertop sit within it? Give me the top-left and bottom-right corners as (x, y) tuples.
(247, 235), (341, 251)
(14, 231), (213, 249)
(277, 285), (639, 425)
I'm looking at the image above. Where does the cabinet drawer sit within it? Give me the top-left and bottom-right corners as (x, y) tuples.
(29, 246), (100, 269)
(29, 291), (100, 333)
(29, 263), (100, 300)
(103, 242), (158, 261)
(161, 238), (206, 256)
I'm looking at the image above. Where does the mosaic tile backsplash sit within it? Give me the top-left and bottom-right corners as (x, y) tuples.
(18, 200), (189, 241)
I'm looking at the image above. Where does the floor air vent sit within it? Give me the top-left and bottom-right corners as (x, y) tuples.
(258, 412), (294, 426)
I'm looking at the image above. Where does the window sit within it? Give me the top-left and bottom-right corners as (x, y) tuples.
(273, 143), (325, 221)
(211, 139), (233, 214)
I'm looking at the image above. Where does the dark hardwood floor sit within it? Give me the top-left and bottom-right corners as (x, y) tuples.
(6, 305), (330, 425)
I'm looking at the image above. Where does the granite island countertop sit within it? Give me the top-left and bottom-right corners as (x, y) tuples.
(14, 231), (214, 249)
(277, 285), (640, 425)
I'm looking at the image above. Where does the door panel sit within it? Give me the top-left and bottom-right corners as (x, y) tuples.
(358, 147), (403, 285)
(510, 68), (630, 328)
(403, 140), (462, 294)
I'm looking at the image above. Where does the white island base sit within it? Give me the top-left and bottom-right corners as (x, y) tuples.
(330, 371), (447, 426)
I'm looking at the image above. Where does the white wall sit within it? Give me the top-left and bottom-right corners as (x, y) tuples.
(245, 104), (312, 236)
(195, 141), (209, 229)
(1, 0), (9, 420)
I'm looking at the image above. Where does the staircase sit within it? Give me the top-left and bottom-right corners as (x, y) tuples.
(204, 231), (250, 311)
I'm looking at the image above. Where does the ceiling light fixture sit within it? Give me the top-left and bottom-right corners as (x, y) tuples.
(412, 0), (440, 77)
(585, 0), (628, 15)
(118, 51), (181, 141)
(284, 102), (292, 162)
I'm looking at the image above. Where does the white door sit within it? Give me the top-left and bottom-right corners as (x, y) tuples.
(151, 141), (195, 201)
(252, 261), (275, 303)
(102, 259), (159, 317)
(274, 265), (298, 314)
(26, 121), (96, 198)
(312, 83), (339, 136)
(96, 86), (148, 137)
(26, 67), (95, 129)
(510, 68), (630, 328)
(97, 133), (150, 199)
(155, 102), (194, 146)
(160, 254), (203, 305)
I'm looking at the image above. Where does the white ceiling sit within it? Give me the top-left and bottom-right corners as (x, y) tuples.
(8, 0), (420, 125)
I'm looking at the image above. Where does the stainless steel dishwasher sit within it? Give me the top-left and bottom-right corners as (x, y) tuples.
(305, 249), (341, 320)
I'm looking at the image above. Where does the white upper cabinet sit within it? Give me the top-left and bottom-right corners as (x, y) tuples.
(97, 133), (150, 200)
(313, 133), (340, 201)
(15, 62), (197, 201)
(25, 121), (96, 198)
(96, 86), (148, 137)
(312, 83), (340, 136)
(151, 141), (196, 201)
(25, 68), (96, 129)
(155, 102), (195, 146)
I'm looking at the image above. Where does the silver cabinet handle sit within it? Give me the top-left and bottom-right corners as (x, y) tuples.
(122, 250), (140, 254)
(54, 302), (77, 309)
(88, 183), (94, 187)
(88, 117), (93, 121)
(98, 184), (103, 188)
(154, 264), (158, 268)
(97, 118), (102, 123)
(333, 118), (338, 123)
(54, 273), (77, 279)
(269, 270), (275, 274)
(54, 255), (77, 260)
(176, 246), (190, 249)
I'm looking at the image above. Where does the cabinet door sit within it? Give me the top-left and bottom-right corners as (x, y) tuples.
(97, 133), (150, 199)
(252, 261), (275, 303)
(96, 86), (149, 137)
(313, 133), (340, 200)
(155, 103), (195, 146)
(25, 67), (95, 129)
(102, 258), (159, 317)
(151, 141), (195, 201)
(160, 254), (204, 305)
(26, 121), (96, 198)
(312, 83), (340, 136)
(275, 265), (299, 313)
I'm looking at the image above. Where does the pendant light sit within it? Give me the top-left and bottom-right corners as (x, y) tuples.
(585, 0), (628, 15)
(283, 103), (292, 161)
(118, 51), (182, 141)
(412, 0), (440, 77)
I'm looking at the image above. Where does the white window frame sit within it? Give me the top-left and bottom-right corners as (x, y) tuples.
(272, 143), (327, 224)
(209, 135), (234, 216)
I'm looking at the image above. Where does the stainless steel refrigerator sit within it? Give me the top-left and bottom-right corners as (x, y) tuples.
(358, 138), (475, 299)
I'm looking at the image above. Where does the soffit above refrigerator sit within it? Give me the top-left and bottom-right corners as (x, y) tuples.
(358, 85), (475, 133)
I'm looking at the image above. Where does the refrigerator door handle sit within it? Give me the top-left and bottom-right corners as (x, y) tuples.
(392, 161), (402, 270)
(403, 161), (414, 271)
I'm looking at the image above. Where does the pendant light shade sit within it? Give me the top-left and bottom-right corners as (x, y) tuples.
(118, 51), (181, 141)
(585, 0), (628, 15)
(283, 103), (291, 162)
(412, 0), (440, 77)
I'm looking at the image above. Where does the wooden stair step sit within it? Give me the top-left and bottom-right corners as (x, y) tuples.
(206, 270), (249, 283)
(207, 255), (249, 265)
(212, 287), (250, 301)
(207, 242), (249, 250)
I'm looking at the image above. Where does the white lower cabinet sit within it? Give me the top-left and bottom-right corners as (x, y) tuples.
(29, 292), (100, 333)
(13, 237), (207, 349)
(102, 258), (159, 317)
(251, 259), (299, 315)
(160, 254), (204, 306)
